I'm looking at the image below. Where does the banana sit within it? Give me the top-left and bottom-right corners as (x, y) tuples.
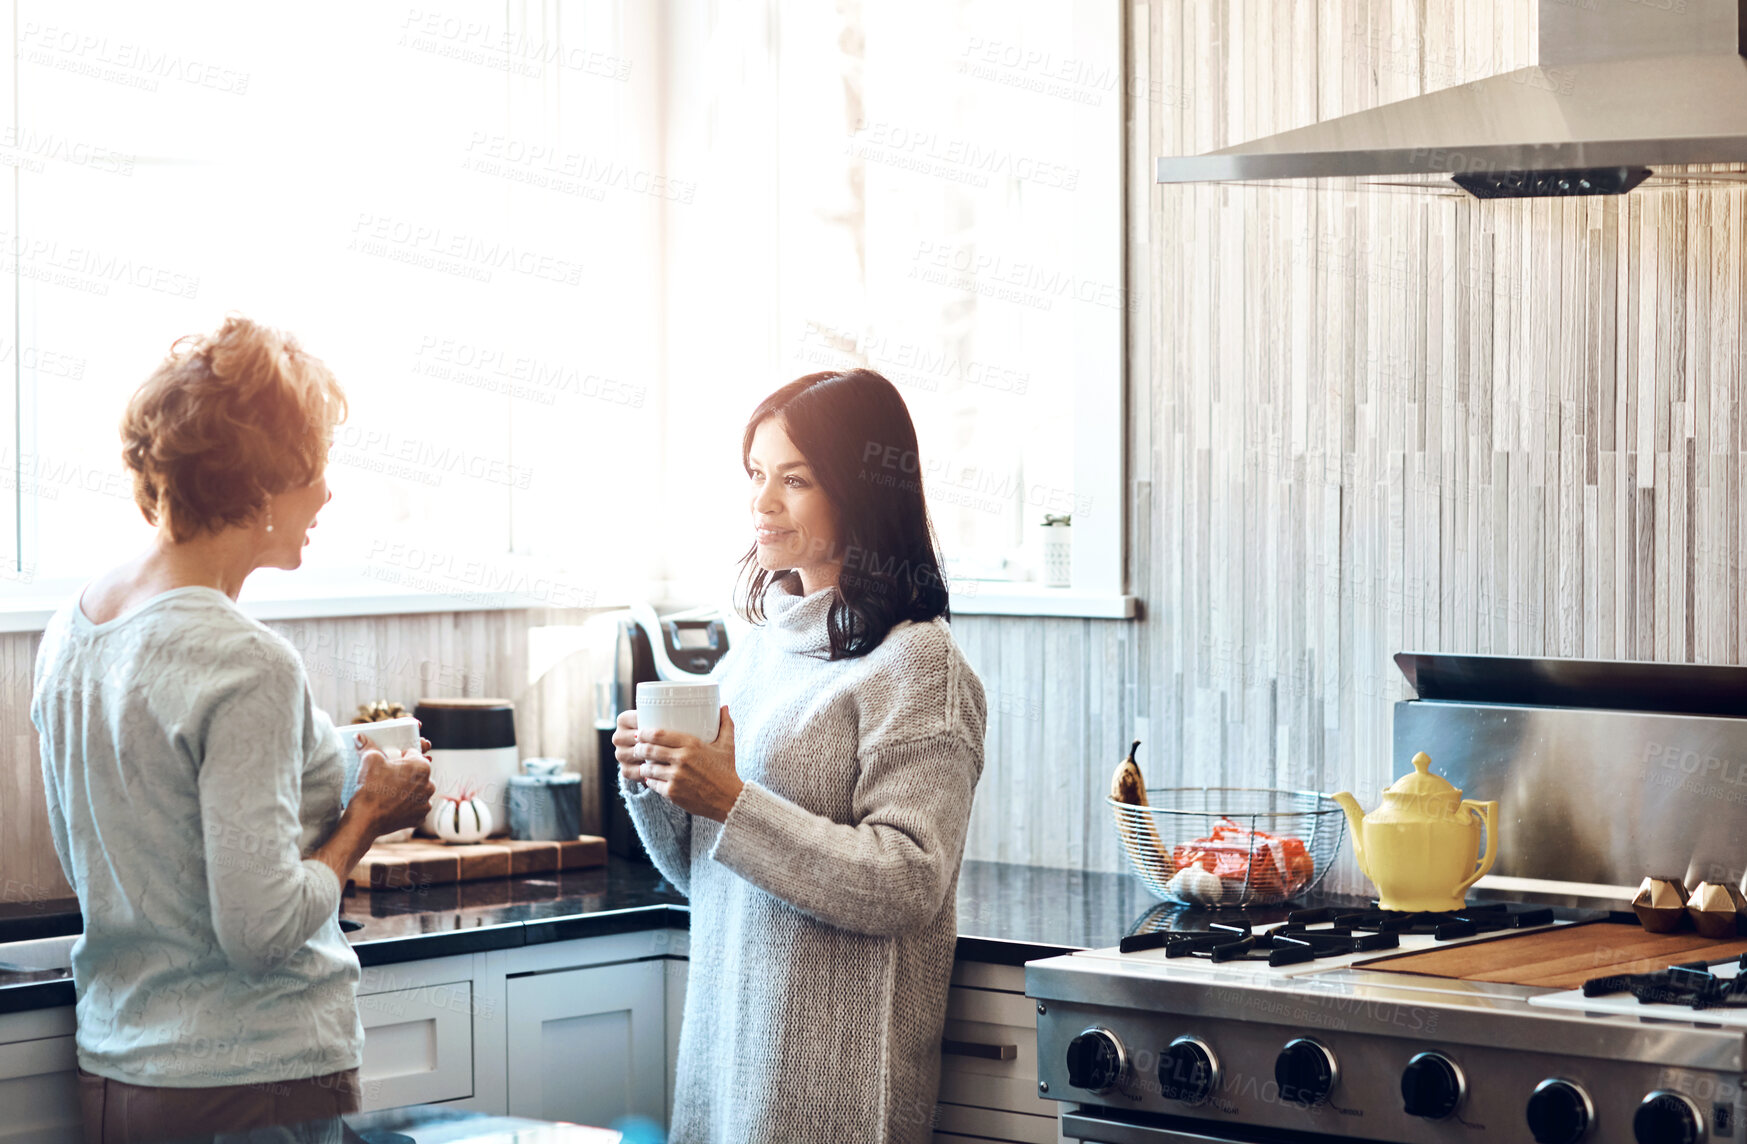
(1110, 740), (1173, 876)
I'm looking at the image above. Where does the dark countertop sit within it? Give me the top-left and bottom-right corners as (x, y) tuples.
(0, 857), (1376, 1015)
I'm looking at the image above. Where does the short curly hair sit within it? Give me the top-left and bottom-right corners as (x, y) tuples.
(121, 316), (348, 542)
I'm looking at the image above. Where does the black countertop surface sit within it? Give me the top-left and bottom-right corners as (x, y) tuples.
(0, 857), (1378, 1015)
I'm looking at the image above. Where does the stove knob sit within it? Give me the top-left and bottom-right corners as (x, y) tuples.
(1158, 1035), (1219, 1106)
(1274, 1037), (1338, 1107)
(1065, 1027), (1126, 1094)
(1526, 1079), (1594, 1144)
(1401, 1052), (1465, 1120)
(1634, 1090), (1704, 1144)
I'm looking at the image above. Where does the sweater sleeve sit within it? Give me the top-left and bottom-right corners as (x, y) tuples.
(621, 775), (694, 896)
(709, 622), (987, 936)
(197, 644), (344, 977)
(709, 729), (981, 936)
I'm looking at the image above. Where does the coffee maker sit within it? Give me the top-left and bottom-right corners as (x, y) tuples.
(597, 602), (732, 860)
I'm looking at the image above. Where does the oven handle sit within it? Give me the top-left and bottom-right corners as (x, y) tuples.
(940, 1037), (1018, 1061)
(1061, 1110), (1251, 1144)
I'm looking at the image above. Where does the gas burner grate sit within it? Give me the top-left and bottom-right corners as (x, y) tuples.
(1118, 920), (1400, 966)
(1285, 901), (1557, 940)
(1583, 953), (1747, 1009)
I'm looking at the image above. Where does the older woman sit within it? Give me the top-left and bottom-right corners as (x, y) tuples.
(31, 316), (435, 1143)
(614, 369), (987, 1143)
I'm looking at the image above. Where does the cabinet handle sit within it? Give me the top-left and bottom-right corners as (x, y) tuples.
(942, 1037), (1017, 1061)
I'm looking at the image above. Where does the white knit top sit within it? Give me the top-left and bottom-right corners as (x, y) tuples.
(622, 578), (987, 1144)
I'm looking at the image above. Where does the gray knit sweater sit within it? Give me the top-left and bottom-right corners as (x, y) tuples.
(622, 580), (986, 1144)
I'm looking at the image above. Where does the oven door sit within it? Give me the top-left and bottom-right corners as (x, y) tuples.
(1062, 1106), (1368, 1143)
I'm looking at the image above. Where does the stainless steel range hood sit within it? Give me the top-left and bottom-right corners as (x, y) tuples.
(1157, 0), (1747, 197)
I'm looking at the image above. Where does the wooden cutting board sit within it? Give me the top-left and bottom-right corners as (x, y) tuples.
(345, 836), (606, 892)
(1360, 920), (1747, 990)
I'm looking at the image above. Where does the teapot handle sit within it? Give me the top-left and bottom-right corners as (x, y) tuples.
(1455, 799), (1499, 896)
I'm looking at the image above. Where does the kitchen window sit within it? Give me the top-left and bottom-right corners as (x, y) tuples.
(0, 0), (1129, 629)
(655, 0), (1131, 617)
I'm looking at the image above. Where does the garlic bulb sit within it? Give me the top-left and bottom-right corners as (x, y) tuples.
(1166, 864), (1225, 906)
(431, 796), (492, 845)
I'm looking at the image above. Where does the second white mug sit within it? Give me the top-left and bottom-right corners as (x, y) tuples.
(636, 681), (722, 743)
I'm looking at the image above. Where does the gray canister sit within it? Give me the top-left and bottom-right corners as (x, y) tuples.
(508, 758), (584, 841)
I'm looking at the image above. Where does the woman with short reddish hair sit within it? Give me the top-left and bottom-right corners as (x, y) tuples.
(32, 316), (434, 1143)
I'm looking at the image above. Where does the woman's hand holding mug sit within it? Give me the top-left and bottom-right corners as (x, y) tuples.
(616, 706), (745, 822)
(614, 709), (647, 788)
(352, 733), (436, 837)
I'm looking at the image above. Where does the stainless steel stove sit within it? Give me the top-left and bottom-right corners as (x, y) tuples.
(1030, 921), (1744, 1143)
(1030, 654), (1747, 1143)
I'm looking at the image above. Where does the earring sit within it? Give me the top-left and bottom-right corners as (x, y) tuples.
(264, 506), (275, 534)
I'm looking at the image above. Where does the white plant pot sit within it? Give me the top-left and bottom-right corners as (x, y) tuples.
(1043, 523), (1072, 588)
(430, 797), (493, 845)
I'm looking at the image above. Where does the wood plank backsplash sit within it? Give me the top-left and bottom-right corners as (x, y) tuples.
(954, 0), (1747, 896)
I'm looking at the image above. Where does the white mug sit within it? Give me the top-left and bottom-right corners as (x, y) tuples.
(636, 681), (722, 743)
(336, 716), (423, 842)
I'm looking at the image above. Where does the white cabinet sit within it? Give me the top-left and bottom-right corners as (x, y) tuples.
(357, 980), (475, 1110)
(0, 1007), (80, 1144)
(505, 959), (668, 1127)
(0, 925), (692, 1135)
(0, 939), (1050, 1143)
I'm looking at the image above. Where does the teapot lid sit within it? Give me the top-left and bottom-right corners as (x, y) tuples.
(1384, 752), (1461, 804)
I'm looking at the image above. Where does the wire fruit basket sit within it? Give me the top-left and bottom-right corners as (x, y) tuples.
(1109, 787), (1346, 908)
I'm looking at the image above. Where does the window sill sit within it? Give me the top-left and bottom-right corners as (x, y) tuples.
(949, 582), (1137, 619)
(0, 573), (1137, 632)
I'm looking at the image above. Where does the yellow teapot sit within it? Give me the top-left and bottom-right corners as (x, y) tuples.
(1332, 752), (1498, 913)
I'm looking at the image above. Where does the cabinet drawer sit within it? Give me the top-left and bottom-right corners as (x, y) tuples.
(949, 983), (1037, 1027)
(358, 981), (474, 1110)
(939, 985), (1054, 1116)
(933, 1101), (1060, 1143)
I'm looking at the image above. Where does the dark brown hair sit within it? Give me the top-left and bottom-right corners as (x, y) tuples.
(121, 316), (347, 542)
(737, 369), (950, 659)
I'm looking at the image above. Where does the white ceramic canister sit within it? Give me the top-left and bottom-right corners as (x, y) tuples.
(412, 698), (519, 837)
(635, 681), (722, 743)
